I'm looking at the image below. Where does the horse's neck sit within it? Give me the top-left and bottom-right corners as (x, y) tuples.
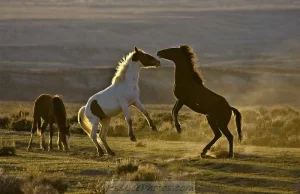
(124, 61), (140, 86)
(174, 66), (190, 85)
(174, 65), (202, 86)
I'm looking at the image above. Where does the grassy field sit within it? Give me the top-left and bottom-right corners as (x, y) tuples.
(1, 102), (300, 193)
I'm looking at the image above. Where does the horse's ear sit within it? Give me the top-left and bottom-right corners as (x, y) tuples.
(134, 46), (139, 52)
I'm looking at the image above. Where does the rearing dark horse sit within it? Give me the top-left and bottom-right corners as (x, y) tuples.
(157, 45), (242, 158)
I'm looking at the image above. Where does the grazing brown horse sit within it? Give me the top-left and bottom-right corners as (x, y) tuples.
(157, 45), (242, 158)
(27, 94), (70, 151)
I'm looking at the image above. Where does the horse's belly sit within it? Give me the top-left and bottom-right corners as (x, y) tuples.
(88, 84), (137, 118)
(97, 97), (122, 117)
(102, 97), (135, 117)
(103, 106), (122, 117)
(185, 102), (208, 115)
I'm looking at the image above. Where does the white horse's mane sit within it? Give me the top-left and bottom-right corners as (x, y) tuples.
(111, 51), (135, 84)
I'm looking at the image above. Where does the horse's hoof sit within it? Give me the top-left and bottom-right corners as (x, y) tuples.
(151, 126), (158, 132)
(175, 124), (182, 133)
(48, 148), (53, 152)
(200, 150), (208, 158)
(108, 151), (116, 156)
(130, 135), (137, 142)
(98, 152), (104, 157)
(27, 147), (31, 151)
(227, 154), (234, 158)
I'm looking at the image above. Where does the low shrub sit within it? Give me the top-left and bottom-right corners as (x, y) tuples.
(0, 173), (23, 194)
(22, 169), (68, 194)
(125, 164), (162, 181)
(88, 178), (107, 194)
(32, 185), (58, 194)
(115, 159), (139, 175)
(0, 117), (10, 129)
(135, 141), (146, 147)
(0, 147), (16, 156)
(107, 124), (127, 137)
(70, 123), (85, 135)
(7, 119), (32, 132)
(68, 115), (78, 125)
(0, 139), (16, 156)
(11, 110), (30, 120)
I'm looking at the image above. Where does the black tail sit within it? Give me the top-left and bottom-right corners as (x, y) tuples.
(231, 106), (242, 142)
(52, 96), (67, 131)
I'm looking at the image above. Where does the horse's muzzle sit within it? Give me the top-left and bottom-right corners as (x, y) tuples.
(155, 60), (161, 67)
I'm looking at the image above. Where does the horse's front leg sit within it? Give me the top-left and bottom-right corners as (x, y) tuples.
(119, 100), (136, 142)
(48, 122), (54, 151)
(27, 118), (38, 151)
(57, 132), (63, 150)
(133, 100), (157, 132)
(40, 120), (49, 150)
(172, 100), (184, 133)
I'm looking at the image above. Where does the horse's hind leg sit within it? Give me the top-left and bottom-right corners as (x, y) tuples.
(201, 116), (222, 157)
(48, 122), (54, 151)
(219, 125), (234, 158)
(57, 133), (63, 150)
(27, 133), (34, 151)
(90, 118), (105, 156)
(99, 118), (115, 156)
(27, 119), (38, 151)
(40, 120), (49, 150)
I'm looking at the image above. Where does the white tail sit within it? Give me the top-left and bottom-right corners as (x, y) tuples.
(78, 106), (92, 136)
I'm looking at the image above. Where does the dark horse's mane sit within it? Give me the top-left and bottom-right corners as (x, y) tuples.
(180, 45), (204, 84)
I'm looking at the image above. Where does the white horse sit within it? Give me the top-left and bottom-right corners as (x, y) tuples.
(78, 47), (160, 156)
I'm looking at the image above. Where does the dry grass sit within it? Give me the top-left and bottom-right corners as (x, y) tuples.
(0, 134), (299, 193)
(0, 166), (68, 194)
(1, 103), (300, 148)
(0, 139), (16, 156)
(1, 102), (300, 193)
(0, 170), (22, 194)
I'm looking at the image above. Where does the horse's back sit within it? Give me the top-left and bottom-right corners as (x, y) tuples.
(52, 96), (67, 126)
(33, 94), (54, 120)
(86, 85), (122, 117)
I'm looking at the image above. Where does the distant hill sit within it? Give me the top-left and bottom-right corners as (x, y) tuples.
(1, 0), (300, 106)
(1, 66), (299, 106)
(0, 1), (300, 68)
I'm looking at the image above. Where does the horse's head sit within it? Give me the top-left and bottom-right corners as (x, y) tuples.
(157, 45), (196, 65)
(158, 45), (203, 83)
(132, 46), (160, 68)
(58, 124), (70, 151)
(157, 46), (184, 64)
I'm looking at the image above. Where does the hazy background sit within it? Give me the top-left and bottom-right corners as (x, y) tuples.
(0, 0), (300, 105)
